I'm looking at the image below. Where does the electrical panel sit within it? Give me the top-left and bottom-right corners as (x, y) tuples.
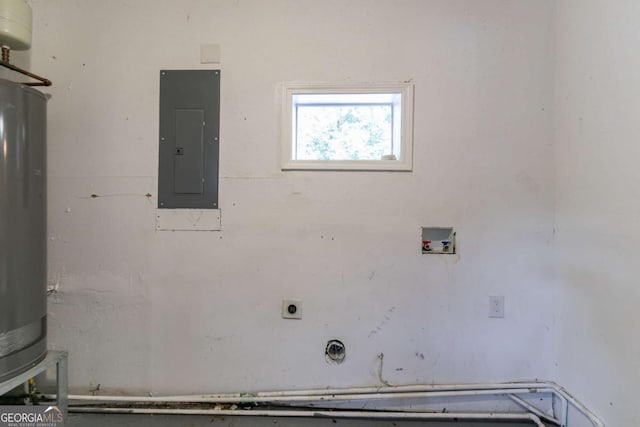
(158, 70), (220, 209)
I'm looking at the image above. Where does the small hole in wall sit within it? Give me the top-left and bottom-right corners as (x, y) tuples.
(325, 340), (346, 364)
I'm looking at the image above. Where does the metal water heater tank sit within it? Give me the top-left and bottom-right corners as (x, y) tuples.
(0, 78), (48, 382)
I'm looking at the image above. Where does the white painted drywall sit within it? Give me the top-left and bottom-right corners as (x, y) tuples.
(28, 0), (555, 395)
(554, 1), (640, 425)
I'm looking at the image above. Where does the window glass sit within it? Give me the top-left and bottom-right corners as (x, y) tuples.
(281, 83), (413, 171)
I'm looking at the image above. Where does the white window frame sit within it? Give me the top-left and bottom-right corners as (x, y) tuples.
(281, 82), (414, 171)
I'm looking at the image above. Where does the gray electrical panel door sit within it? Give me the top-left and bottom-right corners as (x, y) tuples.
(158, 70), (220, 208)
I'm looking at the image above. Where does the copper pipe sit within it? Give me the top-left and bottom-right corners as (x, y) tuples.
(0, 46), (52, 87)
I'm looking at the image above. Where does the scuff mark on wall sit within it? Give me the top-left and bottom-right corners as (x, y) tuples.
(515, 171), (540, 195)
(368, 306), (396, 338)
(207, 335), (234, 342)
(77, 193), (153, 199)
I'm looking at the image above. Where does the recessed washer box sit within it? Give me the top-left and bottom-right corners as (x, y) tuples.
(422, 227), (456, 254)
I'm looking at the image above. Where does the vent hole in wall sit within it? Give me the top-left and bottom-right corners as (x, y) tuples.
(325, 340), (346, 364)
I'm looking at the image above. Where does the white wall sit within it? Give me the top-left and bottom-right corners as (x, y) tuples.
(554, 1), (640, 425)
(27, 0), (555, 395)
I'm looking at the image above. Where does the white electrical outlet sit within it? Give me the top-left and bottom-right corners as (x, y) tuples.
(489, 296), (505, 318)
(282, 299), (303, 319)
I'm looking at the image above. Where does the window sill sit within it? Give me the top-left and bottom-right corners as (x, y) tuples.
(281, 159), (412, 171)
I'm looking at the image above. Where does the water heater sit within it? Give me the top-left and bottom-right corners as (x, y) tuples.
(0, 0), (48, 382)
(0, 79), (48, 382)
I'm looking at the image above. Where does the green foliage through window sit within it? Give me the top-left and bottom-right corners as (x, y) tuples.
(295, 104), (393, 161)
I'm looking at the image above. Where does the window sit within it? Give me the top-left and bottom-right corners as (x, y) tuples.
(281, 82), (414, 171)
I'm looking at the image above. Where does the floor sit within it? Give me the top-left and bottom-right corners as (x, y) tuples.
(66, 414), (541, 426)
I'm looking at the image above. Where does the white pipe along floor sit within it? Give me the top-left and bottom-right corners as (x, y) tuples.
(46, 380), (603, 427)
